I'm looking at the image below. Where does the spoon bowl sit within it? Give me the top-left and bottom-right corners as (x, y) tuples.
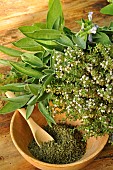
(5, 91), (54, 147)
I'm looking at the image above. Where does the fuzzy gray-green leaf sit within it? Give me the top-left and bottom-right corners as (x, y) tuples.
(10, 62), (43, 78)
(21, 29), (61, 40)
(37, 39), (64, 51)
(38, 102), (56, 124)
(2, 94), (31, 103)
(55, 35), (73, 47)
(0, 45), (23, 57)
(26, 105), (35, 119)
(0, 83), (25, 92)
(43, 69), (54, 75)
(43, 74), (54, 88)
(21, 53), (43, 67)
(37, 91), (51, 102)
(0, 100), (29, 114)
(13, 38), (44, 51)
(100, 4), (113, 15)
(0, 59), (10, 66)
(47, 0), (63, 29)
(27, 84), (41, 95)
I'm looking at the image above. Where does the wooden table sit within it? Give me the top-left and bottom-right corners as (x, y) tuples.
(0, 0), (113, 169)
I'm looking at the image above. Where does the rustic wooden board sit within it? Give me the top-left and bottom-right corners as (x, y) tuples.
(1, 0), (113, 170)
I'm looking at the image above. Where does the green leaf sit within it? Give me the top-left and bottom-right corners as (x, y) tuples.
(10, 61), (44, 78)
(37, 91), (51, 102)
(0, 83), (25, 92)
(48, 0), (54, 8)
(37, 40), (64, 51)
(109, 22), (113, 28)
(13, 38), (44, 51)
(0, 59), (10, 66)
(93, 32), (111, 45)
(20, 29), (61, 40)
(33, 22), (46, 29)
(27, 84), (41, 95)
(99, 26), (113, 34)
(21, 53), (43, 68)
(38, 102), (56, 125)
(0, 45), (23, 57)
(100, 4), (113, 15)
(47, 0), (64, 29)
(19, 25), (40, 33)
(26, 105), (35, 119)
(73, 35), (87, 49)
(43, 74), (54, 88)
(27, 95), (38, 105)
(0, 99), (29, 114)
(55, 35), (73, 47)
(2, 94), (31, 103)
(43, 69), (54, 75)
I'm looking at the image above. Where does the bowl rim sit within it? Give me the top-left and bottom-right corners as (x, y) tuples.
(10, 110), (109, 168)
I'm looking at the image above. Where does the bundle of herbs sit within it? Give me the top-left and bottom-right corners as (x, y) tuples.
(0, 0), (113, 143)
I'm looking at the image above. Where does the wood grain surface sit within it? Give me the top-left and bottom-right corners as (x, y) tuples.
(1, 0), (113, 170)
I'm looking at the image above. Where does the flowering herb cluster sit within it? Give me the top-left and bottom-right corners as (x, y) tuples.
(46, 43), (113, 137)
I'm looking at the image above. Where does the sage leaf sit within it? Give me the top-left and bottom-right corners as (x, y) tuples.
(37, 39), (64, 51)
(19, 25), (40, 33)
(0, 45), (23, 57)
(37, 91), (51, 102)
(27, 84), (41, 95)
(2, 94), (32, 103)
(33, 22), (46, 29)
(48, 0), (54, 8)
(0, 59), (10, 66)
(100, 4), (113, 15)
(0, 83), (25, 92)
(109, 22), (113, 28)
(13, 38), (44, 51)
(43, 74), (54, 88)
(43, 69), (54, 75)
(27, 95), (38, 105)
(0, 99), (29, 114)
(55, 35), (73, 47)
(21, 53), (43, 68)
(38, 102), (56, 125)
(93, 32), (111, 45)
(73, 35), (86, 49)
(47, 0), (64, 29)
(20, 29), (61, 40)
(10, 61), (43, 78)
(26, 105), (35, 119)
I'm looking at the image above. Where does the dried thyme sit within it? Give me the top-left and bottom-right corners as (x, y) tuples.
(28, 124), (86, 164)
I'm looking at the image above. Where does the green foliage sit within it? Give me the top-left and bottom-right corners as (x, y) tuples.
(100, 3), (113, 15)
(0, 45), (23, 57)
(47, 0), (64, 29)
(13, 38), (44, 51)
(0, 0), (113, 138)
(0, 95), (31, 114)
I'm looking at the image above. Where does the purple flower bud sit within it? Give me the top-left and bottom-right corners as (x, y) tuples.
(88, 12), (93, 21)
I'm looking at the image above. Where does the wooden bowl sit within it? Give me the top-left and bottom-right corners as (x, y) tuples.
(10, 106), (108, 170)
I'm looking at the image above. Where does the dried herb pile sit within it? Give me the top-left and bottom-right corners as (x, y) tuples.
(28, 124), (86, 164)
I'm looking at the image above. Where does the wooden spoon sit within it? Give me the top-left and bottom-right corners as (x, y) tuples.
(5, 91), (54, 147)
